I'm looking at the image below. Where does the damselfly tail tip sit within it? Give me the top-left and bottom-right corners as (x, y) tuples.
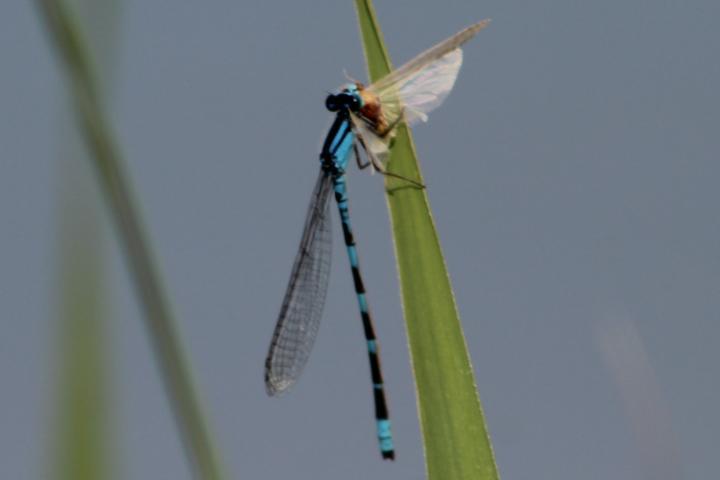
(382, 450), (395, 461)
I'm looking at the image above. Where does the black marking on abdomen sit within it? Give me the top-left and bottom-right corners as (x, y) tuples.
(332, 174), (394, 460)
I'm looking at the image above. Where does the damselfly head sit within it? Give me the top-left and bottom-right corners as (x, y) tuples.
(325, 83), (363, 113)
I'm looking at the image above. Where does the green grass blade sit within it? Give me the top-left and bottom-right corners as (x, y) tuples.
(36, 2), (226, 479)
(52, 3), (119, 478)
(353, 2), (500, 479)
(55, 181), (111, 480)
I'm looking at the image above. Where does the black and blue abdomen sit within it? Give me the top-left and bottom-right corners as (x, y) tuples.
(318, 111), (395, 459)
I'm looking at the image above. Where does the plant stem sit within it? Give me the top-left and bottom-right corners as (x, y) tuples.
(36, 2), (225, 479)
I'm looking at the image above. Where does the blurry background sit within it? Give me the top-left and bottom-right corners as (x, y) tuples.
(2, 0), (718, 478)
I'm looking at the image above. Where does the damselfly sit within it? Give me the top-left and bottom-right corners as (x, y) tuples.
(264, 19), (490, 460)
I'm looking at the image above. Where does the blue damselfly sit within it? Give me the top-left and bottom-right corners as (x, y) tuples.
(265, 19), (490, 460)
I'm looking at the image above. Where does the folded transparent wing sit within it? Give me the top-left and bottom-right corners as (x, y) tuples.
(264, 172), (334, 396)
(367, 19), (490, 128)
(350, 112), (390, 165)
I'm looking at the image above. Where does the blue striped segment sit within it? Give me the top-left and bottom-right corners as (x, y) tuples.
(377, 419), (394, 455)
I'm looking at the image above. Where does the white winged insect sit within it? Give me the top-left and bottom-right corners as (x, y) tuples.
(347, 19), (490, 175)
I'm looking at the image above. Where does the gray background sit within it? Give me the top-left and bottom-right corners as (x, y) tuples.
(2, 0), (719, 478)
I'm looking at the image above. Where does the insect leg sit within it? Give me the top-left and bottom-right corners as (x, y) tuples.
(356, 132), (425, 188)
(354, 141), (372, 170)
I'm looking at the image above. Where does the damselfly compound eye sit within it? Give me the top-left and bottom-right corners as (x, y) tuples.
(348, 94), (361, 112)
(325, 94), (340, 112)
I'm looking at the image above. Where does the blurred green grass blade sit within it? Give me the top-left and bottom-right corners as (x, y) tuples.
(55, 186), (111, 480)
(353, 2), (500, 479)
(53, 3), (118, 479)
(36, 2), (226, 479)
(53, 3), (119, 478)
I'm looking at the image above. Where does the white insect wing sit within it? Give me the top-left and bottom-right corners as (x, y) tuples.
(374, 48), (463, 127)
(366, 19), (490, 128)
